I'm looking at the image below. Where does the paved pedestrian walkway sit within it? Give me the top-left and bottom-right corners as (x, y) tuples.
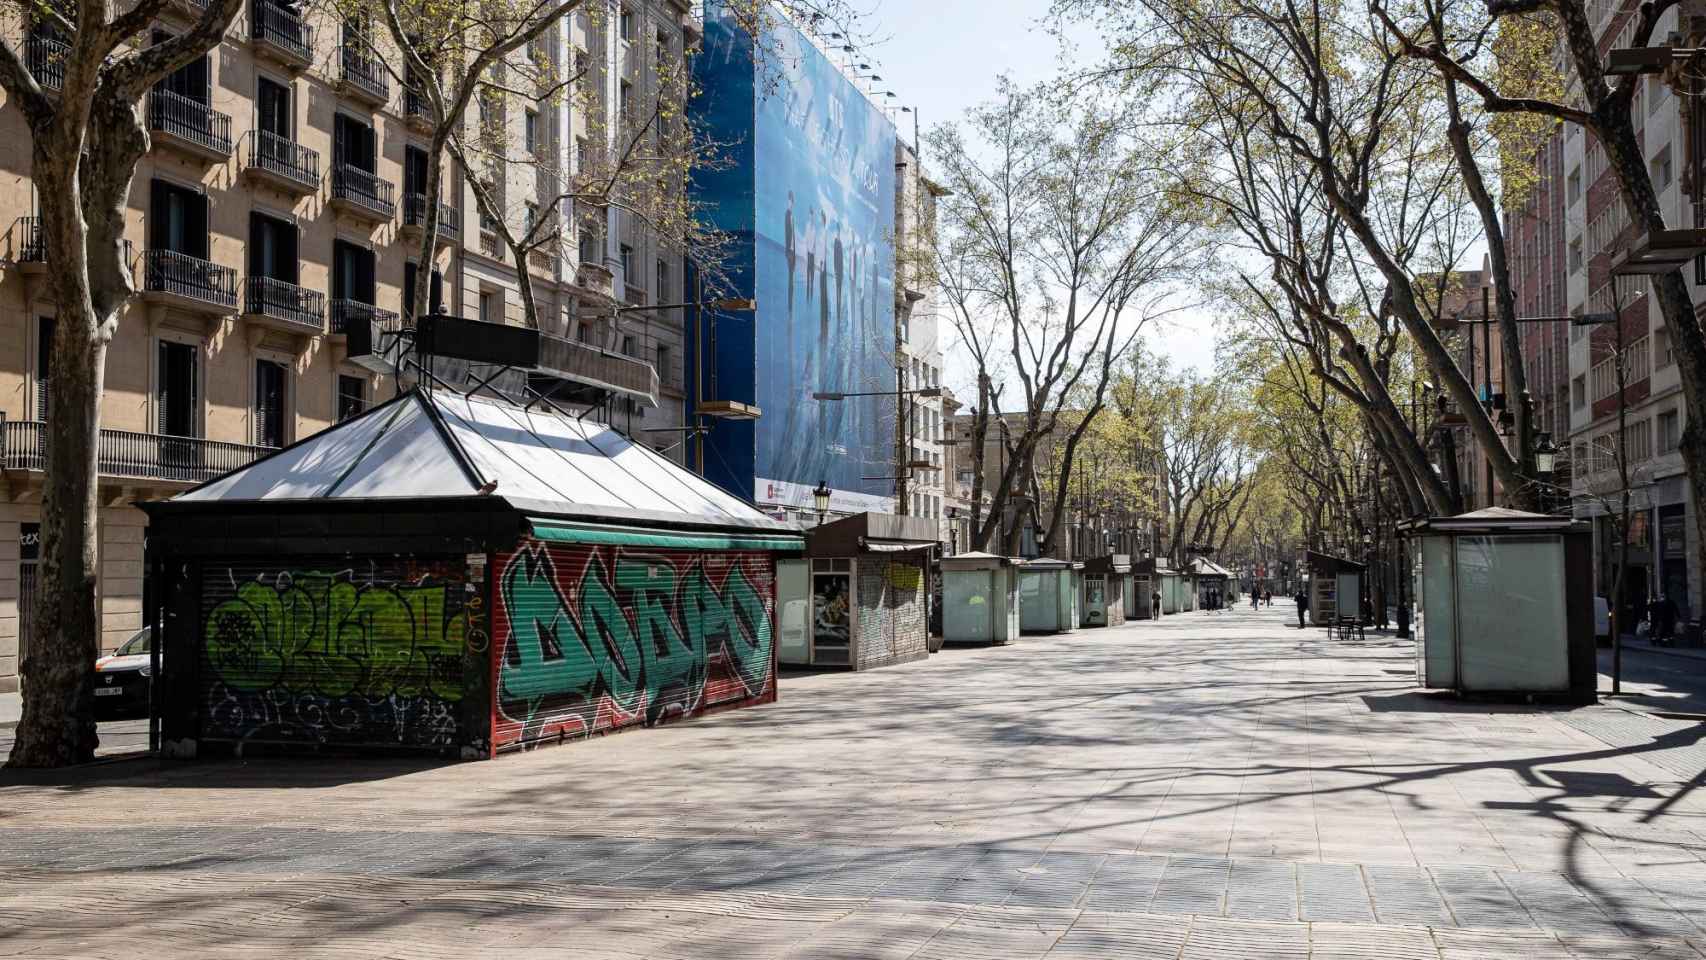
(6, 604), (1706, 958)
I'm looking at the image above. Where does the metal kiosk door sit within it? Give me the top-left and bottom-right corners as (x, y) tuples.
(777, 559), (810, 665)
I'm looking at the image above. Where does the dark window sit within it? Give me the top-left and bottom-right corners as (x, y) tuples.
(35, 316), (54, 420)
(256, 76), (290, 138)
(402, 261), (443, 318)
(525, 109), (539, 154)
(337, 375), (366, 421)
(332, 241), (376, 303)
(404, 145), (428, 196)
(578, 228), (597, 264)
(154, 31), (210, 103)
(248, 212), (298, 283)
(156, 340), (198, 437)
(333, 114), (377, 171)
(621, 334), (636, 356)
(149, 179), (208, 258)
(254, 359), (286, 448)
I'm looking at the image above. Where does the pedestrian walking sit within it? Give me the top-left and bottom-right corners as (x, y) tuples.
(1153, 590), (1162, 617)
(1294, 589), (1309, 628)
(1251, 590), (1259, 611)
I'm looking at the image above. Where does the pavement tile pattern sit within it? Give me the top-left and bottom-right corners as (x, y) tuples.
(5, 606), (1706, 958)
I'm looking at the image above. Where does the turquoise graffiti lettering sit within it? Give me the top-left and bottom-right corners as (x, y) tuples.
(496, 546), (773, 742)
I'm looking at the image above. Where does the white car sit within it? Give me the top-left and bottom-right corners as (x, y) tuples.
(93, 626), (155, 720)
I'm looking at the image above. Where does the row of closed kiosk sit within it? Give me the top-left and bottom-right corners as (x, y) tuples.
(775, 514), (1220, 668)
(936, 552), (1191, 646)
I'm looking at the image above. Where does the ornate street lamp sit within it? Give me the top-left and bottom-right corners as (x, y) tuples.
(1534, 432), (1557, 476)
(813, 480), (830, 524)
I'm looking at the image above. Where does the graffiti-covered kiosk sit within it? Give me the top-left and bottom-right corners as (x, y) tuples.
(141, 389), (803, 759)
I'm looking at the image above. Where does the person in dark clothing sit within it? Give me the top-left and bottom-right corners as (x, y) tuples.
(1652, 594), (1680, 646)
(1295, 589), (1309, 628)
(1153, 591), (1162, 617)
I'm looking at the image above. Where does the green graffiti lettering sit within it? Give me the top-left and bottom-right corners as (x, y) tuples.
(203, 571), (465, 702)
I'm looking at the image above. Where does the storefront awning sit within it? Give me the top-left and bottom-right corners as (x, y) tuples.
(807, 512), (938, 558)
(863, 540), (933, 553)
(530, 518), (804, 552)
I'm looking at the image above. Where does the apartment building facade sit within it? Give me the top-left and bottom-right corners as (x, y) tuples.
(0, 0), (692, 691)
(1546, 0), (1699, 624)
(894, 140), (949, 535)
(458, 0), (692, 450)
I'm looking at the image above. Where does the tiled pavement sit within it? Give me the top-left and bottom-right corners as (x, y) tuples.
(7, 606), (1706, 958)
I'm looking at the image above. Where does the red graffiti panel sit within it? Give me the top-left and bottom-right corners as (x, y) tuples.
(490, 541), (777, 750)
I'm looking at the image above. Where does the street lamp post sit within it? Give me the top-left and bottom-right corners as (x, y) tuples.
(814, 386), (942, 515)
(813, 479), (831, 525)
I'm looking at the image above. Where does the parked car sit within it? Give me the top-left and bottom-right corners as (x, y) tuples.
(93, 627), (155, 721)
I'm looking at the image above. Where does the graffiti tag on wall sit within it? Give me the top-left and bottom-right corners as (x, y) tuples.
(493, 544), (775, 748)
(200, 562), (470, 746)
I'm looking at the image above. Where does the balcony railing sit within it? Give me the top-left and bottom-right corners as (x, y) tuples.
(144, 249), (237, 308)
(253, 1), (312, 63)
(243, 129), (319, 189)
(404, 89), (432, 123)
(330, 298), (399, 336)
(245, 275), (324, 331)
(1, 418), (266, 484)
(339, 44), (389, 102)
(331, 163), (396, 219)
(147, 89), (233, 157)
(404, 193), (459, 239)
(13, 216), (45, 263)
(27, 34), (67, 92)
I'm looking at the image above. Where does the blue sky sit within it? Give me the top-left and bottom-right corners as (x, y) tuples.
(837, 0), (1222, 394)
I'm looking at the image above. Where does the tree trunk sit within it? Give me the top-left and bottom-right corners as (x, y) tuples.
(7, 142), (106, 767)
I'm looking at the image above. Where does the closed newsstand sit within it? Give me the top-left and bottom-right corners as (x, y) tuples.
(142, 389), (803, 759)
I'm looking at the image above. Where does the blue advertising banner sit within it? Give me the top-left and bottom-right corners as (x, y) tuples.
(693, 2), (898, 513)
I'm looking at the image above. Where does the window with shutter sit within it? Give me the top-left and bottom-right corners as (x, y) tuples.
(151, 179), (207, 257)
(337, 375), (366, 421)
(255, 359), (286, 448)
(156, 341), (198, 437)
(35, 316), (54, 420)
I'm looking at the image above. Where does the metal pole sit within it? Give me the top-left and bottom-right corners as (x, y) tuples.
(1482, 284), (1494, 505)
(693, 269), (705, 475)
(896, 354), (909, 515)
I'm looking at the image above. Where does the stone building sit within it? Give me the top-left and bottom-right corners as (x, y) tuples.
(0, 0), (692, 691)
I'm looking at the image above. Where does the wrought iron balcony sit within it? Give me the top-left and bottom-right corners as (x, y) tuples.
(11, 216), (46, 265)
(147, 89), (232, 160)
(253, 0), (312, 67)
(27, 34), (67, 92)
(242, 130), (319, 194)
(143, 248), (237, 312)
(330, 163), (396, 222)
(404, 89), (433, 128)
(1, 418), (266, 485)
(403, 193), (459, 241)
(329, 298), (399, 336)
(244, 275), (325, 332)
(338, 44), (388, 104)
